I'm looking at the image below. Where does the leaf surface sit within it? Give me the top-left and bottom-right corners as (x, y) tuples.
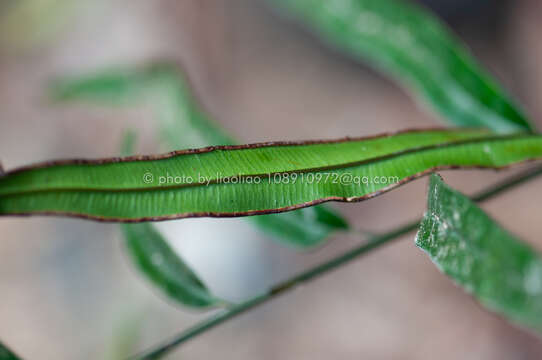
(416, 174), (542, 333)
(122, 223), (220, 308)
(1, 129), (541, 221)
(51, 64), (348, 246)
(272, 0), (532, 132)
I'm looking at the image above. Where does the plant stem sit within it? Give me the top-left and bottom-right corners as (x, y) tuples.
(130, 165), (542, 360)
(470, 165), (542, 202)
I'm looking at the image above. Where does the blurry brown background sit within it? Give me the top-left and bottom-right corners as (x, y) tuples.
(2, 0), (542, 359)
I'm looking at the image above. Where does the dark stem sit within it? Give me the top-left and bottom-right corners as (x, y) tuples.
(130, 165), (542, 360)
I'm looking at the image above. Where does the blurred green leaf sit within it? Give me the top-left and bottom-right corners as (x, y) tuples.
(252, 205), (348, 247)
(416, 174), (542, 333)
(51, 63), (233, 148)
(0, 0), (79, 51)
(50, 63), (349, 248)
(272, 0), (533, 133)
(122, 223), (221, 308)
(120, 131), (221, 309)
(103, 309), (142, 360)
(0, 341), (21, 360)
(120, 129), (138, 157)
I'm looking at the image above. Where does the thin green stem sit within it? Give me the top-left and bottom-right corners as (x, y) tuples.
(129, 222), (417, 360)
(129, 165), (542, 360)
(470, 165), (542, 202)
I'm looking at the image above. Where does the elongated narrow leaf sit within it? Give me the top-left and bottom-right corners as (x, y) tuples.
(50, 64), (349, 247)
(417, 174), (542, 333)
(2, 129), (542, 221)
(120, 131), (220, 308)
(122, 223), (221, 308)
(272, 0), (532, 133)
(0, 341), (21, 360)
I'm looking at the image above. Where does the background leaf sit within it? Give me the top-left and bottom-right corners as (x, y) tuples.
(2, 129), (542, 221)
(51, 64), (349, 247)
(120, 131), (221, 309)
(0, 0), (78, 51)
(252, 205), (348, 247)
(122, 223), (221, 308)
(52, 64), (233, 148)
(416, 174), (542, 333)
(272, 0), (533, 133)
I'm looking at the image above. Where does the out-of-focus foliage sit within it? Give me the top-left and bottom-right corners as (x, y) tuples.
(273, 0), (533, 132)
(52, 64), (233, 148)
(0, 0), (79, 51)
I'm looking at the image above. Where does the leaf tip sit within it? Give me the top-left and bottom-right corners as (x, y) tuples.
(428, 172), (444, 188)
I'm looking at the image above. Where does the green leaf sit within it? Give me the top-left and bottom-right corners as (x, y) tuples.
(120, 129), (138, 158)
(120, 131), (220, 308)
(51, 63), (234, 148)
(122, 223), (221, 308)
(272, 0), (532, 133)
(2, 129), (542, 221)
(416, 174), (542, 333)
(0, 341), (21, 360)
(252, 205), (348, 247)
(0, 0), (77, 51)
(50, 64), (349, 247)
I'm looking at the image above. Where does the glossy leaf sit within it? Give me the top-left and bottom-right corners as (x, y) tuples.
(0, 341), (21, 360)
(272, 0), (532, 133)
(2, 129), (542, 221)
(122, 223), (221, 308)
(120, 131), (220, 308)
(51, 64), (349, 247)
(416, 174), (542, 333)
